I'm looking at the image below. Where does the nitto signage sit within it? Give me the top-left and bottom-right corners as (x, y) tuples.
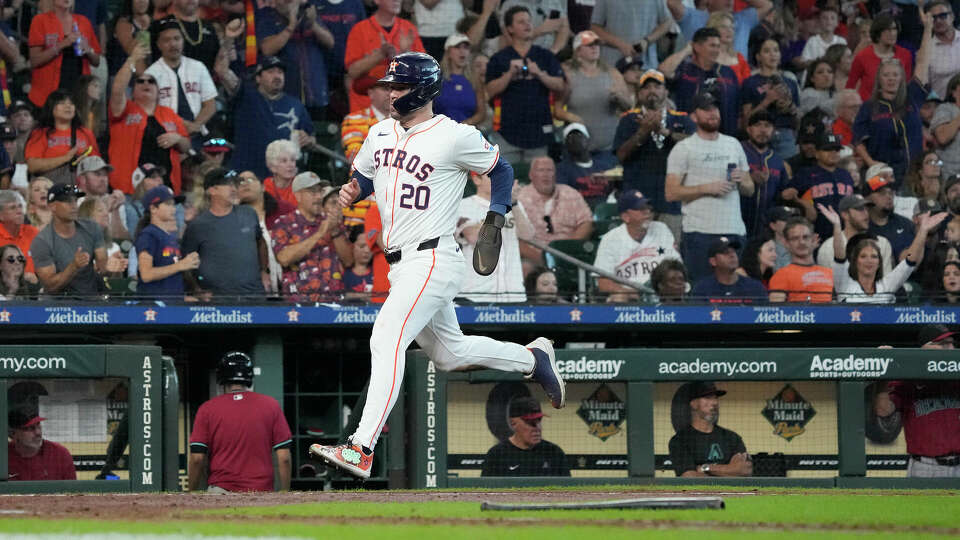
(576, 384), (626, 441)
(761, 384), (816, 441)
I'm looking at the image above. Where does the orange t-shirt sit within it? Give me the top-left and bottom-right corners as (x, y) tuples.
(264, 177), (297, 207)
(769, 263), (834, 303)
(108, 100), (188, 194)
(343, 16), (425, 111)
(28, 12), (102, 107)
(24, 126), (99, 164)
(0, 224), (39, 273)
(363, 201), (388, 303)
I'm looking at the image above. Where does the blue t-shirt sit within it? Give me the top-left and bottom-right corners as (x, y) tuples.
(673, 60), (740, 136)
(869, 213), (916, 261)
(690, 274), (767, 303)
(739, 74), (799, 130)
(135, 224), (184, 298)
(741, 141), (787, 239)
(853, 95), (924, 188)
(316, 0), (366, 81)
(230, 81), (314, 179)
(343, 268), (373, 293)
(434, 74), (477, 123)
(485, 45), (564, 149)
(555, 152), (618, 207)
(256, 7), (329, 108)
(790, 165), (855, 240)
(679, 7), (758, 57)
(612, 109), (693, 215)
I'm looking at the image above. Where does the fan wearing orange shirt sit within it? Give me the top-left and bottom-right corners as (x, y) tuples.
(27, 0), (101, 108)
(24, 90), (100, 183)
(769, 217), (834, 303)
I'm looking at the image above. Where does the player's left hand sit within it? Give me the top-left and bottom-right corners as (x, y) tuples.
(474, 211), (505, 276)
(339, 178), (360, 208)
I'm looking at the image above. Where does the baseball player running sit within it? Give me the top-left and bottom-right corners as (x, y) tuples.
(310, 52), (565, 479)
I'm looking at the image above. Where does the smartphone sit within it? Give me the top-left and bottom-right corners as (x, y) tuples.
(727, 163), (738, 182)
(135, 30), (150, 49)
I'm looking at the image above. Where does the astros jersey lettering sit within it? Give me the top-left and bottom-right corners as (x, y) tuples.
(352, 115), (500, 251)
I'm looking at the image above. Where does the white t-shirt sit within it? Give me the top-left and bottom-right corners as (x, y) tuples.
(802, 34), (847, 61)
(413, 0), (464, 38)
(833, 258), (915, 303)
(666, 133), (748, 235)
(146, 56), (218, 132)
(593, 222), (681, 285)
(456, 195), (526, 303)
(353, 115), (501, 251)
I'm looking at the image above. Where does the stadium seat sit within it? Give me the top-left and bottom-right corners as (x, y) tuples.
(544, 239), (599, 300)
(512, 160), (531, 183)
(593, 202), (619, 222)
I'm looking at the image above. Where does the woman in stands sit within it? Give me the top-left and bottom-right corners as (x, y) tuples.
(740, 36), (799, 158)
(262, 139), (299, 207)
(107, 0), (153, 76)
(738, 234), (777, 288)
(553, 30), (632, 161)
(0, 245), (37, 299)
(708, 12), (749, 83)
(821, 203), (946, 303)
(853, 58), (923, 188)
(937, 261), (960, 303)
(823, 44), (852, 91)
(26, 176), (52, 228)
(649, 259), (687, 304)
(524, 266), (566, 303)
(434, 34), (485, 126)
(72, 75), (105, 143)
(135, 185), (198, 299)
(800, 58), (836, 116)
(24, 90), (100, 183)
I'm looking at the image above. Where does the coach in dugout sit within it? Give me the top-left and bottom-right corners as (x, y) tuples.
(669, 381), (752, 477)
(873, 325), (960, 477)
(188, 351), (292, 492)
(482, 397), (569, 477)
(7, 408), (76, 481)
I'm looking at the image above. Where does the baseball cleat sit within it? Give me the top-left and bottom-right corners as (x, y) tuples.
(525, 337), (565, 409)
(309, 442), (373, 479)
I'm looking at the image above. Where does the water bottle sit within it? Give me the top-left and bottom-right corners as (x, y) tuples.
(72, 22), (83, 57)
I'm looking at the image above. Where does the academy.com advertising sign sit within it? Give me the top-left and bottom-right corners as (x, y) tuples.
(553, 349), (960, 381)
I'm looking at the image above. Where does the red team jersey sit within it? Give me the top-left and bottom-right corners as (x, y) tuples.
(888, 381), (960, 458)
(7, 440), (76, 481)
(189, 391), (292, 492)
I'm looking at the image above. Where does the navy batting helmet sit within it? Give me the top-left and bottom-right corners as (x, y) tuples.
(378, 52), (442, 115)
(216, 351), (254, 386)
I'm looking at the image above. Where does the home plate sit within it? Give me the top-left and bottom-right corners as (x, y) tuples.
(480, 497), (725, 511)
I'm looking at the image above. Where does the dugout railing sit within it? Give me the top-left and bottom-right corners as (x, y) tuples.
(0, 345), (179, 493)
(407, 348), (960, 490)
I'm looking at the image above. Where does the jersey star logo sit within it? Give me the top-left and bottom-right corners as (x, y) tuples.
(710, 307), (723, 321)
(849, 309), (862, 322)
(273, 108), (300, 136)
(288, 309), (300, 322)
(144, 309), (157, 321)
(0, 309), (10, 323)
(657, 247), (665, 255)
(569, 308), (582, 322)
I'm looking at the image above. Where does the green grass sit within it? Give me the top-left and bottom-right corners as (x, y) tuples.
(0, 518), (956, 540)
(201, 495), (960, 529)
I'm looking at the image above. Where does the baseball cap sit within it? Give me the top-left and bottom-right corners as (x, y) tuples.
(131, 163), (166, 190)
(617, 189), (651, 213)
(767, 205), (801, 223)
(142, 185), (185, 207)
(615, 55), (644, 74)
(9, 100), (32, 116)
(256, 55), (286, 75)
(707, 236), (741, 257)
(77, 155), (114, 175)
(47, 184), (84, 202)
(153, 15), (181, 36)
(918, 324), (957, 346)
(443, 33), (470, 50)
(687, 381), (727, 400)
(508, 396), (545, 420)
(798, 115), (826, 144)
(925, 90), (943, 104)
(202, 138), (234, 153)
(8, 408), (45, 430)
(352, 76), (388, 95)
(562, 122), (589, 139)
(572, 30), (600, 50)
(692, 92), (720, 111)
(865, 162), (894, 183)
(203, 167), (239, 189)
(747, 109), (774, 126)
(943, 173), (960, 195)
(816, 132), (843, 151)
(838, 194), (873, 212)
(292, 171), (325, 192)
(638, 69), (666, 87)
(862, 174), (894, 195)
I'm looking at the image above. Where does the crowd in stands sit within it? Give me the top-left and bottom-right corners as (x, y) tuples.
(0, 0), (957, 304)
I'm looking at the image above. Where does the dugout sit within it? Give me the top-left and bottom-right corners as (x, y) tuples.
(407, 348), (960, 490)
(0, 345), (178, 493)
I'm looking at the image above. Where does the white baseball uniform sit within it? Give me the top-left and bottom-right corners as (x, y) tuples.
(350, 114), (535, 450)
(594, 222), (681, 285)
(457, 195), (527, 303)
